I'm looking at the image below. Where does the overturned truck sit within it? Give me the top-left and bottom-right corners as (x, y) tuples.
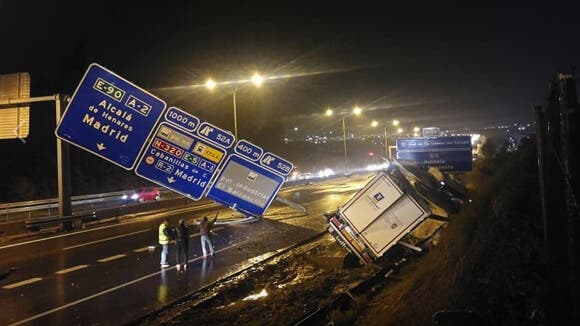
(325, 160), (468, 264)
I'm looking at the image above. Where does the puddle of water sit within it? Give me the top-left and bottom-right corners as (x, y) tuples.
(242, 288), (268, 301)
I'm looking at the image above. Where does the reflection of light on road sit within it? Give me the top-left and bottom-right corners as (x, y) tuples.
(242, 288), (268, 301)
(200, 258), (214, 282)
(311, 184), (365, 195)
(246, 253), (276, 266)
(324, 193), (348, 206)
(158, 269), (168, 304)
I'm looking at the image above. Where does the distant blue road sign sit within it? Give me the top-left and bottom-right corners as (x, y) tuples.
(396, 136), (471, 151)
(207, 154), (285, 216)
(397, 150), (472, 171)
(135, 120), (226, 200)
(260, 152), (293, 176)
(56, 63), (166, 169)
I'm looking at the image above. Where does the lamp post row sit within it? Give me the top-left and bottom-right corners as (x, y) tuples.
(325, 106), (361, 175)
(205, 73), (264, 140)
(371, 119), (421, 159)
(203, 72), (421, 173)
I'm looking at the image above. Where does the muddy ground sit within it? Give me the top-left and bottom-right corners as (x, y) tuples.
(141, 235), (379, 325)
(140, 139), (545, 325)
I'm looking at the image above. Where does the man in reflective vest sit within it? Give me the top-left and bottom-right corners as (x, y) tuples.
(159, 218), (171, 267)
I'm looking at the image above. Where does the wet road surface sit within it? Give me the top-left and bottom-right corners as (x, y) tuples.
(0, 175), (370, 325)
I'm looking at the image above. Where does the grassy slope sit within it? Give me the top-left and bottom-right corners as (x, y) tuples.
(354, 137), (545, 325)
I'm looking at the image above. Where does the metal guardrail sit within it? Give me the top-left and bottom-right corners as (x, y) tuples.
(0, 175), (347, 223)
(0, 189), (175, 222)
(25, 212), (97, 231)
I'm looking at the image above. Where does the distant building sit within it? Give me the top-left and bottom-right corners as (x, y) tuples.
(422, 127), (441, 136)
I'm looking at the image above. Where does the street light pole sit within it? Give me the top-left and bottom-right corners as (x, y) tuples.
(326, 106), (361, 176)
(207, 73), (263, 140)
(384, 127), (389, 159)
(232, 87), (238, 139)
(342, 116), (348, 175)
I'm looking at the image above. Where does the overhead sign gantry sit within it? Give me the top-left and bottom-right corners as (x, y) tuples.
(54, 63), (294, 217)
(396, 136), (473, 172)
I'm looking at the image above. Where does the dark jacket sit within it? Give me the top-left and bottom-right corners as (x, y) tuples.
(174, 223), (189, 243)
(199, 216), (217, 236)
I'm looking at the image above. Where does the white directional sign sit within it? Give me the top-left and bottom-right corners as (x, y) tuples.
(207, 139), (293, 216)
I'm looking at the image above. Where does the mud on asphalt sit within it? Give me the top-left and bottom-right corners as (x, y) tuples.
(138, 234), (378, 326)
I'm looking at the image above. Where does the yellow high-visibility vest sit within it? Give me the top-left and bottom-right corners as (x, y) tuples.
(159, 223), (169, 244)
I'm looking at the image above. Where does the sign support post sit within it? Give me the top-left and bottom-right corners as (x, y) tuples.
(55, 95), (72, 223)
(0, 94), (72, 220)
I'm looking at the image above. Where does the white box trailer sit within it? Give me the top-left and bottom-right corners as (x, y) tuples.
(327, 171), (431, 264)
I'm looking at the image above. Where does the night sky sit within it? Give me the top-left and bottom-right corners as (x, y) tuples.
(1, 1), (580, 198)
(3, 1), (580, 128)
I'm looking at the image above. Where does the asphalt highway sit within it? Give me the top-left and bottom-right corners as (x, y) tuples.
(0, 175), (370, 325)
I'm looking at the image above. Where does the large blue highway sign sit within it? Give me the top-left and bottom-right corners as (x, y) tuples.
(135, 113), (227, 200)
(396, 136), (471, 151)
(207, 153), (286, 217)
(56, 63), (166, 169)
(397, 150), (472, 172)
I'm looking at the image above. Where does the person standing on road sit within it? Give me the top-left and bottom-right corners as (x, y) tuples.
(199, 213), (218, 258)
(158, 218), (172, 268)
(174, 219), (190, 269)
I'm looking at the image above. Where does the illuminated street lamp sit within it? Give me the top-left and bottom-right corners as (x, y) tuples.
(205, 72), (264, 139)
(251, 73), (264, 87)
(205, 78), (216, 91)
(326, 106), (362, 175)
(413, 126), (421, 137)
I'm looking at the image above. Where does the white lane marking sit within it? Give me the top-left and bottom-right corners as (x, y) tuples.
(63, 229), (151, 250)
(0, 224), (130, 250)
(0, 203), (217, 251)
(55, 265), (89, 275)
(97, 254), (126, 263)
(188, 226), (223, 238)
(2, 277), (42, 290)
(133, 247), (150, 253)
(9, 240), (253, 326)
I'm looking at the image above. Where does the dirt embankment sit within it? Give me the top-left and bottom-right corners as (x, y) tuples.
(142, 138), (545, 325)
(355, 137), (544, 325)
